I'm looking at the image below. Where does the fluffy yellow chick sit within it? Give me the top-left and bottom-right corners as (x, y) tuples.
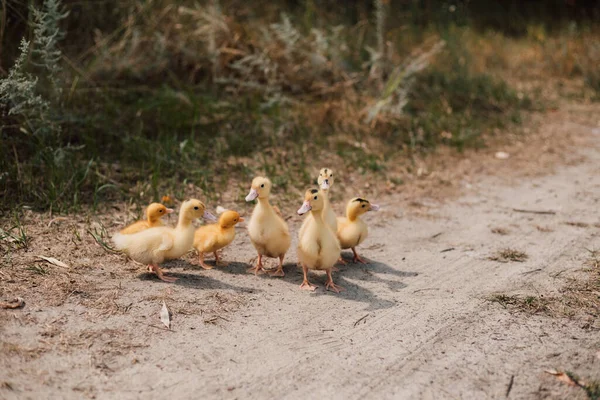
(297, 189), (343, 293)
(299, 168), (337, 237)
(337, 197), (380, 264)
(245, 177), (291, 276)
(193, 210), (244, 270)
(120, 203), (174, 234)
(112, 199), (217, 282)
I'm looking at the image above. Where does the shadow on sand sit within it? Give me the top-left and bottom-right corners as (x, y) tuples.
(162, 251), (418, 311)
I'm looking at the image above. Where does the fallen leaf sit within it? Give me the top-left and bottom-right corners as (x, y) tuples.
(160, 301), (171, 329)
(544, 370), (580, 387)
(495, 151), (510, 160)
(216, 206), (227, 215)
(36, 256), (69, 269)
(161, 195), (174, 206)
(0, 297), (25, 309)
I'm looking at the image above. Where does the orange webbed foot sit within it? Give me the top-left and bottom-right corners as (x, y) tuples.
(300, 280), (317, 291)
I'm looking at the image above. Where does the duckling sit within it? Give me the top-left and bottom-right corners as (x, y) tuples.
(299, 168), (337, 238)
(297, 189), (344, 293)
(246, 177), (291, 276)
(337, 197), (380, 264)
(120, 203), (174, 234)
(193, 210), (244, 270)
(112, 199), (217, 282)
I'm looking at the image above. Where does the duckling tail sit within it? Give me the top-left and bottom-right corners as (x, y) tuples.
(111, 232), (131, 251)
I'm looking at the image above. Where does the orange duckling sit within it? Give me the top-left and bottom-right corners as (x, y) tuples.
(193, 210), (244, 269)
(120, 203), (174, 234)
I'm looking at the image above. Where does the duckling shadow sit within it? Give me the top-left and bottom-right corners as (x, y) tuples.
(280, 262), (418, 312)
(138, 261), (259, 293)
(339, 252), (419, 291)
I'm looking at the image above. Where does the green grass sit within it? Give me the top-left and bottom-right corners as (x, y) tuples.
(0, 1), (547, 213)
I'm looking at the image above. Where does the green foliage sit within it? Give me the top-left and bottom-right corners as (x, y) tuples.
(405, 38), (531, 151)
(0, 39), (48, 120)
(0, 0), (543, 212)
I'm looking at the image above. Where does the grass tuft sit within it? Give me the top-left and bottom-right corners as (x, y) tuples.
(489, 248), (529, 263)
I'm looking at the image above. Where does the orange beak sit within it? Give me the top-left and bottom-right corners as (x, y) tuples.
(238, 217), (245, 222)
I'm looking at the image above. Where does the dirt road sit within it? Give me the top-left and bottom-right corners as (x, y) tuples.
(1, 105), (599, 399)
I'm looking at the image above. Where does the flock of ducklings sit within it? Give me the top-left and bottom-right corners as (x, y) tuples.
(112, 168), (379, 293)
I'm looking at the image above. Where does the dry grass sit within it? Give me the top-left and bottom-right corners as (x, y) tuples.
(489, 249), (600, 323)
(489, 248), (529, 263)
(491, 227), (510, 235)
(489, 294), (550, 314)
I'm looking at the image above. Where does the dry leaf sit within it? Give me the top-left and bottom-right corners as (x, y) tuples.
(36, 256), (69, 269)
(160, 301), (171, 329)
(216, 206), (227, 215)
(0, 297), (25, 309)
(161, 196), (174, 206)
(544, 370), (581, 387)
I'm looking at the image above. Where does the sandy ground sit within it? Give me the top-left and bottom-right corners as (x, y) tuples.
(1, 104), (600, 399)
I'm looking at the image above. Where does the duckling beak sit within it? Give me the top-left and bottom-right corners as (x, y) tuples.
(369, 204), (380, 211)
(238, 217), (245, 222)
(320, 180), (330, 190)
(297, 201), (312, 215)
(245, 188), (259, 202)
(165, 208), (175, 214)
(203, 211), (218, 222)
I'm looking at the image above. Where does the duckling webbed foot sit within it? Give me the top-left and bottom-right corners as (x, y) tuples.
(198, 253), (214, 270)
(336, 257), (348, 265)
(299, 264), (316, 291)
(214, 252), (228, 267)
(325, 269), (344, 293)
(149, 264), (178, 283)
(247, 254), (266, 275)
(269, 255), (286, 277)
(351, 248), (368, 264)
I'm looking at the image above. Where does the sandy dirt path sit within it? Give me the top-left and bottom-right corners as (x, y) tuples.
(1, 106), (599, 399)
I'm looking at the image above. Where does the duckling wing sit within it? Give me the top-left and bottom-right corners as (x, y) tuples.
(157, 234), (174, 252)
(194, 225), (221, 252)
(272, 205), (283, 218)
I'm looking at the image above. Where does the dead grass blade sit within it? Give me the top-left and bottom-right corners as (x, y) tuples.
(36, 255), (70, 269)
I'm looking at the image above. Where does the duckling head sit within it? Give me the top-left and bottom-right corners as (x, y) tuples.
(297, 189), (325, 215)
(317, 168), (334, 191)
(181, 199), (217, 222)
(245, 177), (272, 202)
(219, 210), (244, 229)
(347, 197), (380, 218)
(147, 202), (174, 223)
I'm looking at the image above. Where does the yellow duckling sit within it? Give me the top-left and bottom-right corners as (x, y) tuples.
(120, 203), (174, 234)
(299, 168), (337, 238)
(337, 197), (380, 264)
(245, 177), (291, 276)
(193, 210), (244, 270)
(112, 199), (217, 282)
(297, 189), (344, 293)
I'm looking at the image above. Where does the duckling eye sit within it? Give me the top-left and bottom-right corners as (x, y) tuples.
(361, 204), (365, 208)
(194, 206), (199, 210)
(330, 174), (333, 177)
(313, 196), (317, 200)
(260, 184), (265, 188)
(159, 210), (163, 213)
